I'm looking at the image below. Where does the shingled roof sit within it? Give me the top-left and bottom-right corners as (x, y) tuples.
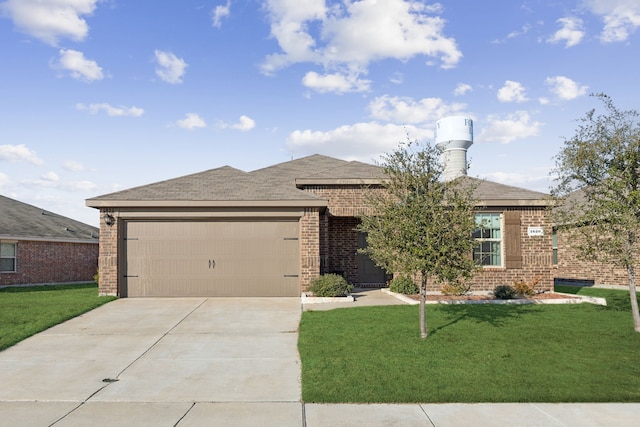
(86, 154), (550, 208)
(459, 176), (551, 207)
(0, 195), (98, 243)
(87, 166), (320, 202)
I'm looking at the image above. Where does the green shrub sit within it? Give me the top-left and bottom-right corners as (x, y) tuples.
(309, 274), (353, 297)
(494, 284), (517, 300)
(389, 276), (419, 295)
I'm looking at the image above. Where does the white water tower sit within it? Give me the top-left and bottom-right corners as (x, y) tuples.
(435, 116), (473, 181)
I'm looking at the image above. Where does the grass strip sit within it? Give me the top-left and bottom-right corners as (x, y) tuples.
(0, 283), (116, 351)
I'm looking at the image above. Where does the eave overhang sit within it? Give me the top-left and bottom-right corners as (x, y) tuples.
(86, 199), (329, 209)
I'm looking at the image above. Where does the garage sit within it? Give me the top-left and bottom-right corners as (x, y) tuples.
(123, 220), (300, 297)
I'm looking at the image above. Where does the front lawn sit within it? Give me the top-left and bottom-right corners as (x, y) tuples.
(299, 286), (640, 403)
(0, 283), (116, 351)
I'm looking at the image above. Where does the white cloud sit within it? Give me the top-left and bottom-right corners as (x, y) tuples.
(583, 0), (640, 42)
(479, 111), (542, 144)
(41, 171), (59, 182)
(217, 115), (256, 131)
(0, 172), (11, 188)
(64, 180), (97, 191)
(0, 144), (44, 165)
(497, 81), (528, 103)
(480, 170), (551, 192)
(176, 113), (206, 130)
(154, 50), (187, 84)
(55, 49), (103, 81)
(63, 160), (86, 172)
(547, 17), (585, 47)
(286, 121), (433, 161)
(302, 71), (371, 93)
(76, 103), (144, 117)
(507, 23), (533, 39)
(0, 0), (99, 46)
(368, 95), (467, 124)
(261, 0), (461, 93)
(389, 72), (403, 85)
(22, 177), (97, 192)
(212, 0), (231, 28)
(232, 115), (256, 131)
(453, 83), (472, 96)
(545, 76), (589, 100)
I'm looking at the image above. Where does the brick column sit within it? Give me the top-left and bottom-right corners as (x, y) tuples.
(300, 208), (321, 293)
(98, 209), (119, 296)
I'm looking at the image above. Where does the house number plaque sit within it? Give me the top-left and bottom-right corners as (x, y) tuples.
(527, 227), (544, 237)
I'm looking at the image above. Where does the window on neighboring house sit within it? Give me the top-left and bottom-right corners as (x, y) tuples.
(552, 229), (558, 265)
(0, 241), (17, 272)
(473, 213), (502, 266)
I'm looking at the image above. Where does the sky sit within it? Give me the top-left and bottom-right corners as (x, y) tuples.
(1, 0), (639, 227)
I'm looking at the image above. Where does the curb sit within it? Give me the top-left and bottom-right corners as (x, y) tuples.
(301, 293), (355, 304)
(381, 289), (607, 306)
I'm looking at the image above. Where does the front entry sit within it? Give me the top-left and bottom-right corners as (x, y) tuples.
(357, 232), (387, 286)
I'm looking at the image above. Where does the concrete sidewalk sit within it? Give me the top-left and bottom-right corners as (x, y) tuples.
(1, 401), (639, 426)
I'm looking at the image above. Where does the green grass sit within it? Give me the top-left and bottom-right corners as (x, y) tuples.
(0, 283), (116, 351)
(299, 286), (640, 403)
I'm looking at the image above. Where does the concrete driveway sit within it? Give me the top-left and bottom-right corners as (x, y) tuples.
(0, 297), (303, 426)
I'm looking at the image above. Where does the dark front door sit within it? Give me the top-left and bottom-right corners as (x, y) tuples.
(357, 233), (386, 286)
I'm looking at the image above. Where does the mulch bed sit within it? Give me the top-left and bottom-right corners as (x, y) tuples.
(407, 292), (578, 302)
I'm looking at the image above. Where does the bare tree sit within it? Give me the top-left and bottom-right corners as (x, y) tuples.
(552, 93), (640, 332)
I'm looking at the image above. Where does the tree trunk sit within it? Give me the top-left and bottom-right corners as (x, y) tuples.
(628, 264), (640, 333)
(625, 234), (640, 333)
(420, 273), (428, 339)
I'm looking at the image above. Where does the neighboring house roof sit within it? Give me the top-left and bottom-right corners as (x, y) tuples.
(0, 195), (99, 243)
(86, 154), (550, 209)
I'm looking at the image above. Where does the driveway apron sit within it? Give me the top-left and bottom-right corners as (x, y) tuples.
(0, 297), (302, 405)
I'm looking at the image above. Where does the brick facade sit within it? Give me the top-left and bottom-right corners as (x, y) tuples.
(305, 185), (386, 286)
(554, 228), (629, 286)
(464, 207), (553, 292)
(304, 186), (554, 293)
(300, 208), (321, 292)
(0, 239), (98, 286)
(97, 210), (119, 295)
(94, 185), (554, 296)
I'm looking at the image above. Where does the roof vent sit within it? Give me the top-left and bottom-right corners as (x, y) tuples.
(435, 116), (473, 181)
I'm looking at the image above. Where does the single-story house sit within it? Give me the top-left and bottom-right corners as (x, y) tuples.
(86, 154), (553, 297)
(0, 195), (99, 286)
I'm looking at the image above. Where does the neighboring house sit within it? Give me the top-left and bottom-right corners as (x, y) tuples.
(553, 189), (629, 287)
(0, 195), (99, 286)
(86, 154), (553, 297)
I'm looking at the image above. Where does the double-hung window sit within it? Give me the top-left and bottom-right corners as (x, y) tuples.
(0, 241), (17, 272)
(473, 213), (502, 266)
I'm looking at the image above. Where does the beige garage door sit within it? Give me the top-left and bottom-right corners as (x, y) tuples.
(124, 220), (300, 297)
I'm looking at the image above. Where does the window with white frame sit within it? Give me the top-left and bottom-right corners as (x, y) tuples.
(473, 213), (502, 266)
(0, 241), (17, 272)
